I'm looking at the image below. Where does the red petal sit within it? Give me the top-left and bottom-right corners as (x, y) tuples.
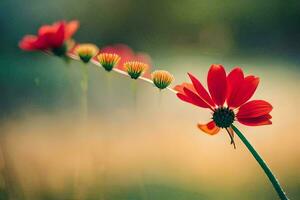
(237, 100), (273, 119)
(174, 83), (196, 94)
(50, 22), (65, 48)
(65, 20), (79, 39)
(226, 67), (244, 108)
(230, 75), (260, 108)
(177, 93), (207, 108)
(197, 121), (220, 135)
(237, 114), (272, 126)
(19, 35), (38, 51)
(183, 87), (212, 109)
(38, 21), (62, 36)
(207, 64), (227, 106)
(188, 73), (215, 107)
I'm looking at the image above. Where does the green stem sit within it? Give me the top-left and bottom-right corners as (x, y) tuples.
(231, 124), (288, 200)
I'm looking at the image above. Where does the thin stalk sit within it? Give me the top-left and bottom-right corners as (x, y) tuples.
(158, 89), (162, 107)
(131, 80), (138, 110)
(80, 64), (89, 121)
(225, 128), (236, 149)
(231, 125), (288, 200)
(67, 53), (177, 94)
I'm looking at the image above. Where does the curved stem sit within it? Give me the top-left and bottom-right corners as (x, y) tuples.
(67, 53), (177, 94)
(231, 124), (288, 200)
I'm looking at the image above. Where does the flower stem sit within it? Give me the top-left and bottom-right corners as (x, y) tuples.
(231, 124), (288, 200)
(67, 53), (177, 94)
(80, 64), (89, 121)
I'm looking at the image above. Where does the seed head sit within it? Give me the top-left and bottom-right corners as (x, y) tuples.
(151, 70), (174, 89)
(124, 61), (148, 79)
(74, 43), (99, 63)
(97, 53), (121, 71)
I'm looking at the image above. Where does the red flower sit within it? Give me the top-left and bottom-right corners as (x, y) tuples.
(101, 44), (152, 78)
(175, 65), (272, 147)
(19, 20), (79, 54)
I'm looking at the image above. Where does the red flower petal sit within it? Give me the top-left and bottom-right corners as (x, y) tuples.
(237, 114), (272, 126)
(237, 100), (273, 119)
(197, 121), (220, 135)
(230, 75), (260, 108)
(65, 20), (79, 40)
(188, 73), (215, 107)
(49, 22), (65, 48)
(207, 64), (227, 106)
(174, 82), (196, 94)
(226, 67), (244, 108)
(38, 23), (60, 36)
(19, 35), (38, 51)
(183, 87), (212, 109)
(177, 93), (207, 108)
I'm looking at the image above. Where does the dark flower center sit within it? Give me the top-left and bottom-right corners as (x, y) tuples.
(212, 107), (235, 128)
(52, 44), (67, 57)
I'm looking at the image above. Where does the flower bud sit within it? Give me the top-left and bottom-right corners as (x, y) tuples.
(124, 61), (147, 79)
(151, 70), (174, 89)
(74, 43), (99, 63)
(97, 53), (121, 71)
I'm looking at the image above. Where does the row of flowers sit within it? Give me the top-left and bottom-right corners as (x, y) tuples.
(19, 20), (173, 90)
(19, 20), (288, 200)
(19, 20), (272, 145)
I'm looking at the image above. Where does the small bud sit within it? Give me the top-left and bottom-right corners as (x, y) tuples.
(74, 43), (99, 63)
(97, 53), (121, 72)
(151, 70), (174, 89)
(124, 61), (148, 79)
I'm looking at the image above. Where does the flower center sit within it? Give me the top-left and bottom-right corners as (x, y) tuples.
(212, 107), (235, 128)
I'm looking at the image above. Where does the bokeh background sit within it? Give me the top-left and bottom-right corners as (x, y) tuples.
(0, 0), (300, 199)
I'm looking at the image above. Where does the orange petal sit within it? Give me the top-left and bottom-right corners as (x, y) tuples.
(65, 20), (79, 39)
(197, 121), (220, 135)
(174, 82), (196, 94)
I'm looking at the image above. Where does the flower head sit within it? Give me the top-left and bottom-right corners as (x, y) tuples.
(97, 53), (121, 71)
(151, 70), (174, 89)
(101, 44), (152, 78)
(175, 64), (273, 148)
(19, 20), (79, 56)
(124, 61), (148, 79)
(74, 43), (99, 63)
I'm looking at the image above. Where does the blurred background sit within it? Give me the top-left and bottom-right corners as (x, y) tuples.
(0, 0), (300, 199)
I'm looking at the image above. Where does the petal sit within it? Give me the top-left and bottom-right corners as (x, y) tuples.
(19, 35), (38, 51)
(230, 75), (260, 108)
(197, 121), (220, 135)
(226, 67), (244, 108)
(183, 87), (212, 109)
(174, 82), (196, 94)
(207, 64), (227, 106)
(237, 114), (272, 126)
(65, 20), (79, 39)
(188, 73), (215, 107)
(177, 93), (206, 108)
(50, 22), (65, 48)
(38, 22), (61, 36)
(237, 100), (273, 119)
